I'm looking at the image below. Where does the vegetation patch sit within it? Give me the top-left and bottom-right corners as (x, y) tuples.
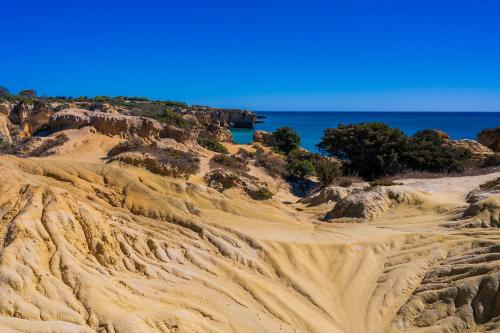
(198, 138), (229, 153)
(479, 177), (500, 191)
(245, 186), (274, 200)
(109, 140), (200, 178)
(211, 154), (248, 172)
(255, 147), (289, 178)
(369, 179), (403, 187)
(156, 109), (194, 128)
(318, 123), (470, 180)
(273, 126), (300, 154)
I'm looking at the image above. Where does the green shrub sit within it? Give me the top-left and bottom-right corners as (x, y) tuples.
(157, 109), (194, 128)
(401, 130), (469, 174)
(198, 138), (228, 153)
(273, 126), (300, 154)
(288, 159), (315, 179)
(318, 123), (406, 180)
(93, 96), (111, 102)
(318, 123), (470, 180)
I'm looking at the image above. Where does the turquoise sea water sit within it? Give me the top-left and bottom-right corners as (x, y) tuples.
(231, 112), (500, 152)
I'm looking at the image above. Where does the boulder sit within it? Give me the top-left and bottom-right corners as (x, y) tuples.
(49, 108), (163, 139)
(300, 186), (350, 206)
(253, 130), (275, 146)
(478, 127), (500, 152)
(324, 187), (421, 221)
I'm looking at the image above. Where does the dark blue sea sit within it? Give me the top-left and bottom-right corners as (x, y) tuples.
(231, 112), (500, 152)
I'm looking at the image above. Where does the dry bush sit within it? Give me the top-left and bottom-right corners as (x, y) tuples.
(335, 175), (364, 187)
(211, 154), (248, 172)
(109, 139), (200, 178)
(255, 149), (289, 178)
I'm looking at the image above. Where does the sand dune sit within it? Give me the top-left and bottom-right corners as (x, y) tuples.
(1, 132), (500, 332)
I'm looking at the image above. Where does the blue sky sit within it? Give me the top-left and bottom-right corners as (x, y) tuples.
(1, 0), (499, 111)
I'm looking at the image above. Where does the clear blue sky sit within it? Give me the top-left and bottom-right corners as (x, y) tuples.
(1, 0), (499, 111)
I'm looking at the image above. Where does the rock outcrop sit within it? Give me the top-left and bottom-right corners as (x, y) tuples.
(478, 127), (500, 152)
(253, 130), (275, 146)
(325, 187), (422, 221)
(462, 195), (500, 227)
(0, 113), (12, 144)
(205, 169), (273, 200)
(300, 186), (350, 206)
(445, 139), (497, 167)
(189, 108), (256, 128)
(467, 178), (500, 204)
(198, 126), (233, 142)
(8, 101), (53, 138)
(49, 108), (164, 139)
(0, 102), (14, 116)
(160, 124), (197, 142)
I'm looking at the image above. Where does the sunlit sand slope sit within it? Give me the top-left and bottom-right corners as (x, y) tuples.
(0, 149), (499, 332)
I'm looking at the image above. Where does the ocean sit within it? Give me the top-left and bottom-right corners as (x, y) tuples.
(231, 111), (500, 152)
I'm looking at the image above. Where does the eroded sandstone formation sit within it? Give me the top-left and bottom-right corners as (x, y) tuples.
(478, 127), (500, 152)
(49, 108), (164, 139)
(8, 100), (53, 138)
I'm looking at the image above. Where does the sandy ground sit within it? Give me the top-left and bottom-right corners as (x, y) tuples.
(0, 130), (499, 333)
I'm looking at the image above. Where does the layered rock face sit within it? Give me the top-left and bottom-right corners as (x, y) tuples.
(189, 108), (256, 128)
(8, 101), (53, 138)
(49, 108), (164, 139)
(198, 126), (233, 142)
(48, 109), (235, 143)
(478, 127), (500, 152)
(253, 130), (275, 146)
(445, 139), (498, 167)
(0, 102), (14, 116)
(159, 124), (197, 142)
(0, 114), (12, 144)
